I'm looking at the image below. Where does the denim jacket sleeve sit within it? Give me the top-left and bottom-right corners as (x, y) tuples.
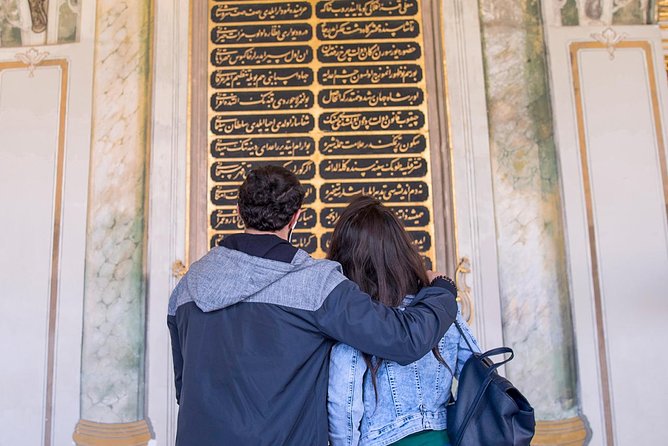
(455, 313), (481, 377)
(328, 343), (367, 446)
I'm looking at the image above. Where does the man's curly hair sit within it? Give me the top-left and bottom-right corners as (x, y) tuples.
(238, 166), (305, 232)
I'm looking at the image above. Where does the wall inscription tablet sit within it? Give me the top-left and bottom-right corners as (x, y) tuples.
(207, 0), (436, 265)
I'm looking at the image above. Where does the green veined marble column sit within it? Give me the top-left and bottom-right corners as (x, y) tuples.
(74, 0), (153, 444)
(478, 0), (586, 444)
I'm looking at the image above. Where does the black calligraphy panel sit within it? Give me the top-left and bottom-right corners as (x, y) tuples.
(211, 183), (317, 206)
(320, 182), (429, 204)
(319, 134), (426, 156)
(290, 233), (318, 253)
(320, 205), (430, 228)
(211, 46), (313, 66)
(319, 110), (425, 132)
(211, 114), (314, 135)
(211, 90), (314, 112)
(212, 208), (318, 232)
(211, 68), (314, 89)
(211, 137), (315, 159)
(210, 209), (244, 232)
(211, 160), (315, 182)
(317, 20), (419, 40)
(210, 231), (317, 252)
(319, 65), (422, 86)
(320, 229), (430, 255)
(319, 87), (423, 108)
(211, 3), (312, 23)
(207, 0), (435, 261)
(315, 0), (418, 19)
(212, 24), (312, 44)
(320, 157), (428, 179)
(318, 42), (421, 63)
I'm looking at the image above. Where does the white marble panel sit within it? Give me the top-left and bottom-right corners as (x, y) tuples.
(545, 25), (668, 445)
(0, 65), (61, 446)
(579, 45), (668, 445)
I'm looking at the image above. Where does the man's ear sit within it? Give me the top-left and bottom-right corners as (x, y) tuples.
(236, 205), (245, 229)
(289, 209), (302, 228)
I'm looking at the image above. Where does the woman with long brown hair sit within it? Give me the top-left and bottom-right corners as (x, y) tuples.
(327, 196), (480, 446)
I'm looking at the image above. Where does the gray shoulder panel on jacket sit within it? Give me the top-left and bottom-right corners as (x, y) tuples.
(168, 247), (347, 315)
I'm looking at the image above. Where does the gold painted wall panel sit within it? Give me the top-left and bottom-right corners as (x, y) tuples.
(206, 0), (436, 264)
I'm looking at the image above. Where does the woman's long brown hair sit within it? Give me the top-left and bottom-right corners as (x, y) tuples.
(327, 196), (446, 398)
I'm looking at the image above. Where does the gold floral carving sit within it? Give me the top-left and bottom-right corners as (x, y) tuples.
(455, 257), (473, 323)
(172, 260), (188, 278)
(14, 47), (49, 76)
(591, 26), (627, 59)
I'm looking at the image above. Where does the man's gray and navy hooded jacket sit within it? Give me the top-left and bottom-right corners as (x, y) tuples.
(167, 233), (458, 446)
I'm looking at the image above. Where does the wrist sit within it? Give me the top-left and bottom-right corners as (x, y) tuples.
(430, 275), (457, 295)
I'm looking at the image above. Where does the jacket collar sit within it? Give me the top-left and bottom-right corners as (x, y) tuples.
(220, 233), (298, 263)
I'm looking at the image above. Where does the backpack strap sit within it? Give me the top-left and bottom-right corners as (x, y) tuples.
(453, 319), (476, 352)
(454, 321), (514, 368)
(479, 347), (514, 369)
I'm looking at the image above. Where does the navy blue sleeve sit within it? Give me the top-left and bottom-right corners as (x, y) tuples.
(167, 315), (183, 404)
(312, 279), (458, 366)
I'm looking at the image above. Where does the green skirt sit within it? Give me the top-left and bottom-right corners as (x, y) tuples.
(390, 429), (450, 446)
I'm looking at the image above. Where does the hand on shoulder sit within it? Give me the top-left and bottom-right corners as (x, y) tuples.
(427, 271), (457, 293)
(426, 270), (442, 283)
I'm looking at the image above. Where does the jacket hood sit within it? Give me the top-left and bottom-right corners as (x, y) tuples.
(169, 246), (344, 314)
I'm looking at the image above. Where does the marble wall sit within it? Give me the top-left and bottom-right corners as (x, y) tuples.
(552, 0), (654, 25)
(478, 0), (579, 421)
(80, 0), (152, 424)
(0, 0), (81, 47)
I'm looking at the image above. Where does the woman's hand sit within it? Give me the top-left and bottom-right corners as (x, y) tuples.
(427, 270), (443, 283)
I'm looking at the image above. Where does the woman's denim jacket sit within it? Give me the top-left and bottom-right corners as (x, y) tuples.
(328, 300), (480, 446)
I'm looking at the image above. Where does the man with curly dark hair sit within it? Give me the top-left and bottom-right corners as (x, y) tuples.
(167, 165), (459, 445)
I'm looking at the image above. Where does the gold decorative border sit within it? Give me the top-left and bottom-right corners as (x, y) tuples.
(73, 420), (151, 446)
(533, 416), (589, 446)
(437, 0), (459, 270)
(658, 1), (668, 71)
(140, 0), (156, 340)
(0, 57), (69, 446)
(423, 0), (457, 275)
(185, 0), (194, 268)
(188, 0), (210, 263)
(570, 40), (668, 446)
(435, 0), (473, 323)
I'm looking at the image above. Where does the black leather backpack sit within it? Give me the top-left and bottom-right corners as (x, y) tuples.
(446, 321), (535, 446)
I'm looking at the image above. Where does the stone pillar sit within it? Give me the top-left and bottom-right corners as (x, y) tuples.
(477, 1), (587, 444)
(73, 0), (153, 444)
